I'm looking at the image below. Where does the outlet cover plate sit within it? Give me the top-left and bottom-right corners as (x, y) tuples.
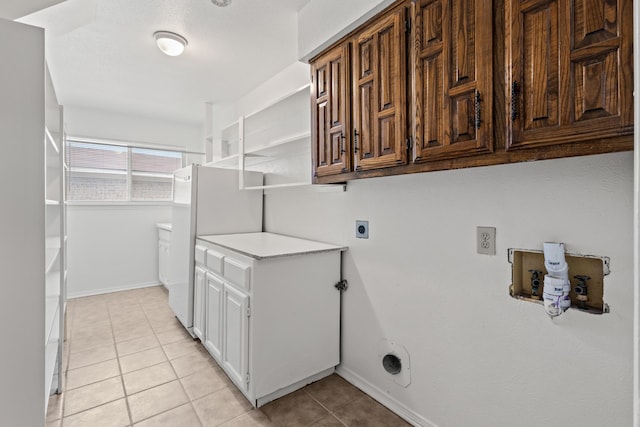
(356, 220), (369, 239)
(477, 226), (496, 255)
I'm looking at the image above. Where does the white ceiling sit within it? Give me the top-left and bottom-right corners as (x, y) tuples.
(15, 0), (311, 125)
(0, 0), (65, 20)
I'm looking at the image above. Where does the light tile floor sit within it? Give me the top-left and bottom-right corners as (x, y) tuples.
(47, 286), (411, 427)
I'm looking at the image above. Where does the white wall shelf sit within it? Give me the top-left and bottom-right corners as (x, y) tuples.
(207, 65), (345, 193)
(206, 153), (240, 168)
(45, 248), (61, 273)
(215, 84), (338, 191)
(245, 131), (310, 156)
(44, 64), (66, 404)
(0, 21), (67, 425)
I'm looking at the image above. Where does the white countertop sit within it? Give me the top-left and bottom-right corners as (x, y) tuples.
(197, 232), (347, 260)
(156, 222), (172, 231)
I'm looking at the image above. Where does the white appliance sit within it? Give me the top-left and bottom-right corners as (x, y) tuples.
(169, 165), (263, 334)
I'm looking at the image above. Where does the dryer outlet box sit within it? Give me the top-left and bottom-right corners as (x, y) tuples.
(356, 220), (369, 239)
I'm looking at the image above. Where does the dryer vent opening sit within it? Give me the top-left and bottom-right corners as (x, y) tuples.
(382, 353), (402, 375)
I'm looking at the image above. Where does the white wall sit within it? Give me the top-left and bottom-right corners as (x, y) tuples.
(65, 106), (202, 152)
(65, 107), (202, 297)
(67, 204), (172, 297)
(297, 0), (395, 60)
(265, 152), (634, 426)
(290, 2), (635, 424)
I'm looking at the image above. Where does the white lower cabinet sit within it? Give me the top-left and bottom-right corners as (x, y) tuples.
(222, 284), (250, 393)
(158, 240), (170, 285)
(157, 224), (172, 287)
(194, 232), (346, 407)
(193, 266), (206, 340)
(204, 273), (223, 362)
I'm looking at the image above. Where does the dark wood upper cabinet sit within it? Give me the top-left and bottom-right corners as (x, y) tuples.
(309, 0), (633, 183)
(506, 0), (633, 150)
(352, 7), (408, 171)
(311, 43), (351, 178)
(411, 0), (493, 162)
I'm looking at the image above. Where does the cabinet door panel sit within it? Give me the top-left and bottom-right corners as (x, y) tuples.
(412, 0), (492, 162)
(451, 92), (475, 143)
(193, 266), (206, 340)
(573, 0), (618, 48)
(421, 49), (444, 149)
(573, 50), (618, 121)
(357, 81), (375, 160)
(311, 44), (351, 177)
(204, 273), (223, 362)
(353, 8), (407, 170)
(507, 0), (632, 149)
(522, 2), (559, 131)
(451, 0), (475, 86)
(316, 101), (328, 167)
(222, 285), (249, 392)
(158, 241), (169, 286)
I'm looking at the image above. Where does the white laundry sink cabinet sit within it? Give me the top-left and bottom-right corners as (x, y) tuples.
(194, 232), (346, 407)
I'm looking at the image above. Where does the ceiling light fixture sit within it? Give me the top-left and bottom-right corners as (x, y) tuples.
(211, 0), (232, 6)
(153, 31), (188, 56)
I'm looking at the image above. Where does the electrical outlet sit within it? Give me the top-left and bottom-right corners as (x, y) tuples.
(356, 220), (369, 239)
(477, 226), (496, 255)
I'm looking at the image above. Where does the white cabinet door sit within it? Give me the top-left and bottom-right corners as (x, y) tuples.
(222, 284), (250, 392)
(204, 273), (224, 362)
(193, 266), (206, 340)
(158, 241), (169, 286)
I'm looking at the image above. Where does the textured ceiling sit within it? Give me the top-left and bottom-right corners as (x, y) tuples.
(0, 0), (66, 20)
(17, 0), (311, 125)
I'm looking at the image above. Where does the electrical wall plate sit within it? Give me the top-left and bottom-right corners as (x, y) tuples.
(356, 220), (369, 239)
(477, 226), (496, 255)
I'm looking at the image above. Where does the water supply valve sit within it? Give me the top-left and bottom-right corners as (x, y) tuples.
(574, 275), (591, 310)
(528, 269), (543, 299)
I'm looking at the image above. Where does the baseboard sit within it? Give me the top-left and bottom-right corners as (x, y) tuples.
(67, 281), (162, 299)
(336, 366), (438, 427)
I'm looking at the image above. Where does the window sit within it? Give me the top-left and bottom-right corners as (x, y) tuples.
(66, 140), (184, 202)
(130, 148), (182, 201)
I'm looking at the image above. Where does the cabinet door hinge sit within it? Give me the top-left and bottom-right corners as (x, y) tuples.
(246, 372), (250, 384)
(405, 18), (411, 33)
(246, 306), (251, 317)
(406, 137), (413, 151)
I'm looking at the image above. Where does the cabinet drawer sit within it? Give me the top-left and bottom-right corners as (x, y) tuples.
(194, 245), (207, 266)
(223, 258), (251, 291)
(158, 228), (171, 243)
(206, 250), (224, 275)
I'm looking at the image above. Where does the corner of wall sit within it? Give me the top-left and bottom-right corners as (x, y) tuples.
(297, 0), (396, 61)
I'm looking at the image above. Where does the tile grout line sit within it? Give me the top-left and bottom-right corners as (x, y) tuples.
(146, 288), (257, 426)
(61, 289), (280, 426)
(55, 299), (75, 426)
(59, 300), (123, 424)
(301, 388), (350, 427)
(58, 290), (186, 425)
(142, 290), (205, 427)
(107, 296), (135, 427)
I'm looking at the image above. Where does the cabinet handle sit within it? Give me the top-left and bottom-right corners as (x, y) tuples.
(511, 81), (519, 121)
(353, 129), (359, 153)
(475, 90), (481, 129)
(340, 132), (346, 154)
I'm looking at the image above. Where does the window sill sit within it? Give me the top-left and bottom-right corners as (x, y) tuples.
(67, 201), (173, 207)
